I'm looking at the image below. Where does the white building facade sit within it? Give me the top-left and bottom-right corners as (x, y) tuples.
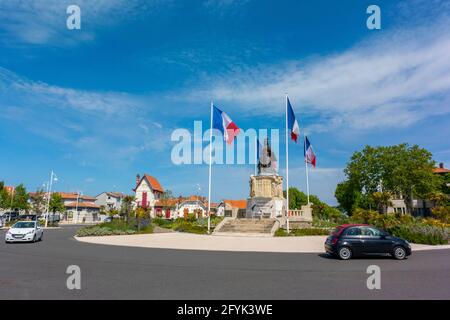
(95, 192), (125, 211)
(177, 199), (207, 219)
(133, 174), (164, 217)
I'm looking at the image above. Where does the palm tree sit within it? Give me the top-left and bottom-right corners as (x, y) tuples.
(372, 192), (393, 214)
(121, 195), (135, 225)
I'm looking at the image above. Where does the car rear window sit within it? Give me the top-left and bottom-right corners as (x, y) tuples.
(332, 226), (343, 235)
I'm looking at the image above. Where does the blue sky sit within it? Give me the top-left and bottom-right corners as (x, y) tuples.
(1, 0), (449, 205)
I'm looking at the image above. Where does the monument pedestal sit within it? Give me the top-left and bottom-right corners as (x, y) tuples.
(246, 175), (285, 219)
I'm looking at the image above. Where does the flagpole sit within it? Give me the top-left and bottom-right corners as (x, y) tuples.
(207, 101), (213, 234)
(304, 135), (310, 205)
(285, 95), (290, 234)
(254, 136), (257, 176)
(45, 170), (54, 228)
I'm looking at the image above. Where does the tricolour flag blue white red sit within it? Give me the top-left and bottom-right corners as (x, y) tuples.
(304, 136), (316, 168)
(287, 97), (300, 142)
(212, 105), (240, 144)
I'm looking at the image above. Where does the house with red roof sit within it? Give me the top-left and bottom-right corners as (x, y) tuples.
(27, 191), (100, 223)
(216, 200), (247, 218)
(133, 174), (164, 217)
(154, 195), (218, 219)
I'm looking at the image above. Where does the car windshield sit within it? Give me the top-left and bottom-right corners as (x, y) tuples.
(12, 222), (35, 229)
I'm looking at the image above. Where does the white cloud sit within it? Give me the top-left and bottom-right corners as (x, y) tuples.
(0, 67), (172, 166)
(0, 0), (150, 46)
(185, 16), (450, 132)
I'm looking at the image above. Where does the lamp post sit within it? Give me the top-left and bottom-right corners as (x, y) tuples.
(75, 191), (82, 224)
(44, 171), (57, 228)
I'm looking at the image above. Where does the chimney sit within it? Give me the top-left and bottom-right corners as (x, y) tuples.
(136, 174), (141, 186)
(439, 162), (444, 169)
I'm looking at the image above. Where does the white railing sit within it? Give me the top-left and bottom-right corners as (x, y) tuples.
(289, 209), (305, 217)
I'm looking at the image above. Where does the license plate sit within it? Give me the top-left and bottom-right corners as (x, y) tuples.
(13, 235), (24, 238)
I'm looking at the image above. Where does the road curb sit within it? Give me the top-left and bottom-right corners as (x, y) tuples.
(73, 233), (450, 253)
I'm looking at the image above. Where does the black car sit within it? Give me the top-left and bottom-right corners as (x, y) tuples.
(325, 224), (412, 260)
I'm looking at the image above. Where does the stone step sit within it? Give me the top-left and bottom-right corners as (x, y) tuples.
(220, 226), (273, 231)
(214, 218), (277, 235)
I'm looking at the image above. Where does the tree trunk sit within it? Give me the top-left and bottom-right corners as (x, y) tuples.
(404, 189), (414, 216)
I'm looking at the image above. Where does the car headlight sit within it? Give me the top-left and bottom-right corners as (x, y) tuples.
(26, 230), (35, 235)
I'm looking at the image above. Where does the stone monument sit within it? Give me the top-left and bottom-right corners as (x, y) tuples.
(246, 139), (285, 218)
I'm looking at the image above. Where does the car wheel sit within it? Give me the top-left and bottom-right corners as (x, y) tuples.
(32, 235), (37, 243)
(39, 234), (43, 241)
(393, 246), (407, 260)
(338, 246), (352, 260)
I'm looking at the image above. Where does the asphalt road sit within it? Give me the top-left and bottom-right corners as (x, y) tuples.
(0, 226), (449, 300)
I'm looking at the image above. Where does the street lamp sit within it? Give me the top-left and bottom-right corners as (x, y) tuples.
(44, 171), (58, 228)
(75, 191), (82, 224)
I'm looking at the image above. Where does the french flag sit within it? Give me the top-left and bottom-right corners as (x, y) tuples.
(212, 105), (240, 144)
(304, 136), (316, 168)
(287, 97), (300, 142)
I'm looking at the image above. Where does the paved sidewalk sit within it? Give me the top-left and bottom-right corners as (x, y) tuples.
(75, 232), (450, 253)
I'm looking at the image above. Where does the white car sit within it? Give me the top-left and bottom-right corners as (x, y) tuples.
(5, 221), (44, 243)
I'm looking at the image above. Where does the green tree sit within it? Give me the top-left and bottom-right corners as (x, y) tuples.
(0, 181), (11, 210)
(285, 187), (345, 221)
(49, 193), (65, 214)
(437, 173), (450, 206)
(384, 144), (439, 214)
(120, 195), (135, 224)
(135, 207), (150, 232)
(12, 184), (29, 212)
(30, 189), (47, 215)
(335, 180), (364, 214)
(338, 144), (439, 215)
(284, 187), (307, 209)
(372, 191), (393, 214)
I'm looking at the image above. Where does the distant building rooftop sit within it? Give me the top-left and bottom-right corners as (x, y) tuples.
(433, 162), (450, 174)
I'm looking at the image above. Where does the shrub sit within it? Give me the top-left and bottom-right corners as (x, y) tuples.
(418, 217), (448, 229)
(432, 206), (450, 224)
(312, 217), (339, 228)
(312, 203), (346, 222)
(186, 213), (197, 222)
(196, 216), (224, 228)
(153, 217), (173, 228)
(274, 229), (288, 237)
(137, 224), (154, 234)
(349, 209), (407, 229)
(386, 224), (448, 245)
(76, 226), (137, 237)
(37, 219), (59, 227)
(75, 219), (152, 237)
(350, 208), (381, 225)
(172, 219), (208, 234)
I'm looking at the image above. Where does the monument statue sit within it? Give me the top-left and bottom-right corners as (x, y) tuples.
(246, 138), (285, 219)
(258, 139), (278, 176)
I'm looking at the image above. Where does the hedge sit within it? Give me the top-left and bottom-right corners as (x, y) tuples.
(387, 224), (448, 245)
